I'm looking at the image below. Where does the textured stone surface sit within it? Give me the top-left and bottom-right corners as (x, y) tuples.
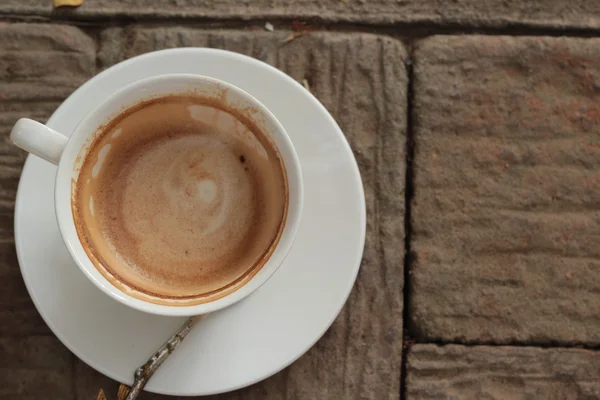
(0, 336), (73, 399)
(77, 29), (408, 399)
(0, 24), (407, 398)
(0, 23), (95, 337)
(411, 36), (600, 344)
(406, 344), (600, 399)
(2, 1), (600, 29)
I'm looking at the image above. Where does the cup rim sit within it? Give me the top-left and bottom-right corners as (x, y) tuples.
(54, 74), (303, 316)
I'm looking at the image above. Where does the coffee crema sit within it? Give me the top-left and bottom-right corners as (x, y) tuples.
(73, 95), (288, 305)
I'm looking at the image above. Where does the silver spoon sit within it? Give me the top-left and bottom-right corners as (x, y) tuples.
(122, 315), (205, 400)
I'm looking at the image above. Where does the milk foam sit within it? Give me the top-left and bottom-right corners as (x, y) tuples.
(73, 96), (287, 302)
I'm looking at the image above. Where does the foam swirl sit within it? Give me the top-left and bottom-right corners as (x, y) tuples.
(121, 135), (255, 271)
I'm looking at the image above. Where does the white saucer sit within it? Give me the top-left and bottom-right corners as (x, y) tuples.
(14, 48), (366, 396)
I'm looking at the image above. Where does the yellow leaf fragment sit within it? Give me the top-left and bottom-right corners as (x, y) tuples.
(117, 384), (131, 400)
(96, 389), (108, 400)
(54, 0), (84, 8)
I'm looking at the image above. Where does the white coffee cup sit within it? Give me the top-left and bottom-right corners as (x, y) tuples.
(11, 74), (303, 317)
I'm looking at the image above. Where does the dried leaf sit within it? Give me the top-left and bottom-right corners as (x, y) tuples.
(302, 78), (311, 92)
(282, 20), (316, 44)
(281, 30), (314, 45)
(281, 32), (299, 44)
(96, 389), (108, 400)
(117, 384), (131, 400)
(291, 20), (306, 31)
(53, 0), (84, 7)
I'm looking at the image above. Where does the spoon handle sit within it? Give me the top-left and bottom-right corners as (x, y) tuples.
(124, 315), (204, 400)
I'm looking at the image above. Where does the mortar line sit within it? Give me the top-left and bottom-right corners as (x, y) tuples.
(71, 353), (78, 400)
(399, 45), (415, 400)
(4, 13), (600, 38)
(411, 339), (600, 351)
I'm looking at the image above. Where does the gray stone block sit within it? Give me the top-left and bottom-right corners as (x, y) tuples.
(80, 28), (408, 399)
(0, 336), (73, 399)
(407, 344), (600, 399)
(411, 35), (600, 345)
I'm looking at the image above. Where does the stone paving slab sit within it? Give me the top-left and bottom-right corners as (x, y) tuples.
(2, 1), (600, 30)
(86, 28), (408, 399)
(406, 344), (600, 399)
(1, 26), (408, 399)
(0, 336), (73, 399)
(410, 35), (600, 345)
(0, 22), (95, 338)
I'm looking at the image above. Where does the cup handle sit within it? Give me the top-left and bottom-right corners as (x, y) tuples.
(10, 118), (69, 166)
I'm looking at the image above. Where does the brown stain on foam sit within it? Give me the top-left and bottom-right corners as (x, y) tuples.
(72, 92), (288, 306)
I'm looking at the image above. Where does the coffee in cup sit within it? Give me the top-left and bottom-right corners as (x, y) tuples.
(72, 94), (288, 305)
